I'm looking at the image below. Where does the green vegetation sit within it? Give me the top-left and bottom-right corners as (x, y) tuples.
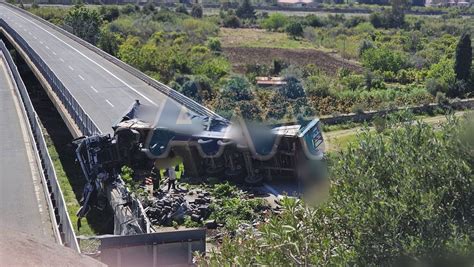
(208, 182), (267, 231)
(45, 134), (95, 236)
(285, 21), (304, 39)
(236, 0), (256, 20)
(201, 114), (474, 265)
(30, 4), (474, 121)
(64, 5), (101, 44)
(191, 4), (203, 19)
(455, 33), (472, 82)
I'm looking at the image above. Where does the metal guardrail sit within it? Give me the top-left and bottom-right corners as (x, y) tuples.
(3, 2), (227, 122)
(0, 40), (80, 252)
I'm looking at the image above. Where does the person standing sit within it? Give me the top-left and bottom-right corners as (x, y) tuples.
(151, 166), (161, 190)
(167, 166), (177, 192)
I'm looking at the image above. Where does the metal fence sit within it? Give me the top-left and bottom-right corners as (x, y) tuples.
(0, 40), (80, 252)
(4, 2), (226, 122)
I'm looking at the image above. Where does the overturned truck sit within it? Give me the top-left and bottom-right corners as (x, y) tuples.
(74, 100), (325, 231)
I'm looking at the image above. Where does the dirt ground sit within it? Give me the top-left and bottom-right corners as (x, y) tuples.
(222, 46), (363, 75)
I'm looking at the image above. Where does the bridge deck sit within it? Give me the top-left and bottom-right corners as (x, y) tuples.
(0, 53), (54, 241)
(0, 3), (197, 134)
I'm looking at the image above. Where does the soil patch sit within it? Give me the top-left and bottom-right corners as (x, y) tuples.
(222, 46), (363, 75)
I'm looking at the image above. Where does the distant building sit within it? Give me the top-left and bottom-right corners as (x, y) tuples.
(256, 77), (287, 88)
(277, 0), (315, 7)
(426, 0), (470, 7)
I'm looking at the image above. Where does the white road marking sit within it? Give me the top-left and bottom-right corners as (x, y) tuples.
(39, 41), (43, 44)
(52, 51), (56, 55)
(59, 58), (64, 62)
(78, 74), (84, 80)
(105, 100), (114, 107)
(33, 36), (37, 40)
(45, 46), (49, 50)
(7, 10), (157, 106)
(90, 85), (98, 93)
(68, 65), (74, 71)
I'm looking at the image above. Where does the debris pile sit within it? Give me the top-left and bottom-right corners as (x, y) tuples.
(144, 189), (213, 227)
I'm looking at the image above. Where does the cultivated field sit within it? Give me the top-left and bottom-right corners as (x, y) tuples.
(220, 28), (362, 75)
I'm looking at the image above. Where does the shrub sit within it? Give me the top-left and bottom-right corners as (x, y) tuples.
(351, 103), (365, 114)
(191, 4), (203, 18)
(195, 57), (230, 81)
(99, 5), (120, 22)
(143, 1), (155, 14)
(180, 79), (201, 102)
(221, 76), (254, 102)
(97, 27), (123, 56)
(64, 6), (102, 44)
(285, 22), (304, 39)
(212, 182), (238, 198)
(236, 0), (255, 19)
(344, 16), (366, 28)
(397, 69), (415, 84)
(435, 92), (449, 106)
(426, 57), (455, 94)
(266, 92), (289, 120)
(369, 11), (385, 28)
(372, 116), (387, 133)
(305, 75), (331, 97)
(175, 4), (189, 15)
(362, 47), (408, 73)
(120, 4), (138, 15)
(271, 59), (287, 76)
(207, 37), (222, 52)
(342, 74), (365, 91)
(358, 39), (375, 57)
(279, 76), (306, 100)
(235, 100), (263, 121)
(223, 15), (241, 28)
(305, 14), (324, 27)
(261, 13), (288, 31)
(364, 71), (385, 90)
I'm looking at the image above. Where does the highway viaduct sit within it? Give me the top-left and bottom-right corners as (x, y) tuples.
(0, 1), (210, 256)
(0, 3), (222, 138)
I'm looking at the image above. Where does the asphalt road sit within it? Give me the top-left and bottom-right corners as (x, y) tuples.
(0, 54), (54, 242)
(0, 3), (196, 134)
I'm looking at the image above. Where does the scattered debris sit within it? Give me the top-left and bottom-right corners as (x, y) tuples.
(144, 188), (213, 227)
